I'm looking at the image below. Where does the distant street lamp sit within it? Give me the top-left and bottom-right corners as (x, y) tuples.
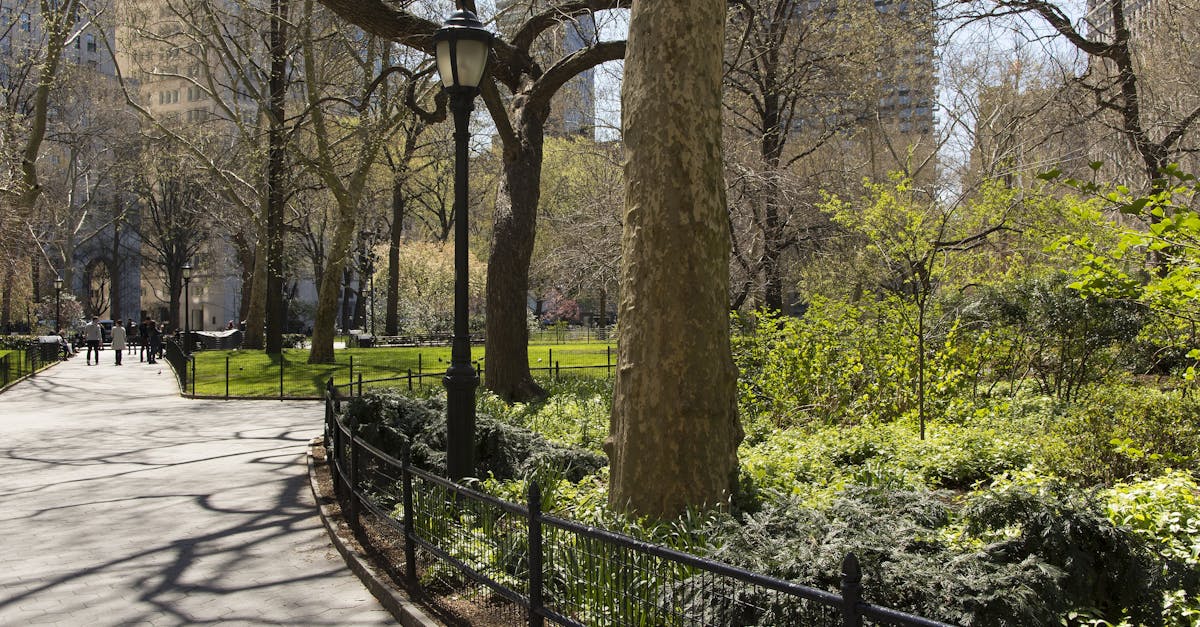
(53, 275), (63, 333)
(434, 9), (491, 481)
(182, 263), (192, 355)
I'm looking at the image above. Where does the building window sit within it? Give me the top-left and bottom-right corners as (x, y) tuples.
(85, 34), (95, 53)
(19, 13), (30, 32)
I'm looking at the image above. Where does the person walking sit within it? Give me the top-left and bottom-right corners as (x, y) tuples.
(125, 319), (138, 355)
(139, 318), (152, 362)
(146, 320), (162, 365)
(84, 316), (102, 366)
(110, 322), (126, 365)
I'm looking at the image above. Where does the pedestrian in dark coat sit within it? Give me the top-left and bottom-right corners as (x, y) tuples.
(147, 320), (162, 365)
(140, 318), (153, 362)
(125, 319), (137, 355)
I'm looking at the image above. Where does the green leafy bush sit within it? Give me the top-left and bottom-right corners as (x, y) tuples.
(1105, 471), (1200, 623)
(1040, 386), (1200, 484)
(737, 418), (1037, 501)
(960, 472), (1163, 625)
(977, 272), (1145, 401)
(708, 486), (1065, 626)
(477, 376), (611, 452)
(346, 389), (607, 482)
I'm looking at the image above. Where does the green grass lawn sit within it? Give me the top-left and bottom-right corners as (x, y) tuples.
(187, 342), (616, 398)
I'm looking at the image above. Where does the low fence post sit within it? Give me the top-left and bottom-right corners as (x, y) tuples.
(349, 355), (354, 392)
(407, 368), (413, 392)
(347, 411), (360, 523)
(417, 353), (422, 374)
(554, 361), (560, 381)
(324, 378), (333, 445)
(527, 482), (544, 627)
(225, 355), (230, 399)
(190, 355), (196, 395)
(357, 372), (363, 397)
(841, 553), (863, 627)
(401, 441), (417, 583)
(279, 355), (285, 401)
(606, 345), (612, 377)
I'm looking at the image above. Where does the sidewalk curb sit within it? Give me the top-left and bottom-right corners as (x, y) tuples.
(306, 436), (441, 627)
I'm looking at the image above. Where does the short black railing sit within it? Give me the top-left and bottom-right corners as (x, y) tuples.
(332, 359), (616, 398)
(0, 342), (47, 391)
(162, 339), (195, 395)
(323, 380), (956, 627)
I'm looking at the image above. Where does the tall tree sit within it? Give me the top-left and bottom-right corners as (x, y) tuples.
(0, 0), (82, 329)
(111, 0), (300, 351)
(128, 160), (211, 331)
(314, 0), (629, 402)
(605, 0), (742, 518)
(953, 0), (1200, 188)
(297, 0), (406, 363)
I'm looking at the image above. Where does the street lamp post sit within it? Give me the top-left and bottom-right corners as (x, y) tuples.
(434, 10), (491, 481)
(53, 276), (63, 333)
(182, 263), (192, 355)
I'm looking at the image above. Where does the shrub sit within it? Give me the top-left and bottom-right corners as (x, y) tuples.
(1040, 386), (1200, 484)
(477, 376), (611, 452)
(708, 486), (1065, 626)
(978, 273), (1146, 401)
(960, 472), (1164, 625)
(1105, 471), (1200, 620)
(346, 389), (607, 482)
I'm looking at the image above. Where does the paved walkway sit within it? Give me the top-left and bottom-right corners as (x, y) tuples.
(0, 352), (394, 625)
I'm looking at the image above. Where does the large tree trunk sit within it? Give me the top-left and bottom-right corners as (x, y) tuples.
(606, 0), (741, 519)
(232, 231), (256, 324)
(242, 237), (267, 348)
(309, 217), (355, 363)
(264, 0), (290, 355)
(0, 265), (12, 330)
(484, 106), (549, 402)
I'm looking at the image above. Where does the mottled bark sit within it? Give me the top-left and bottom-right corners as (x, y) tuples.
(606, 0), (742, 519)
(309, 223), (355, 363)
(484, 104), (548, 403)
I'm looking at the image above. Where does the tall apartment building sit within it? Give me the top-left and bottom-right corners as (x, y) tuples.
(112, 0), (258, 331)
(872, 0), (936, 137)
(0, 0), (144, 324)
(1084, 0), (1154, 39)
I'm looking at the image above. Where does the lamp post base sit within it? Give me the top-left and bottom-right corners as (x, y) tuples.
(444, 361), (478, 481)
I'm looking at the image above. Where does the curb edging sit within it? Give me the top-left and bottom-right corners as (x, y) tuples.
(306, 436), (441, 627)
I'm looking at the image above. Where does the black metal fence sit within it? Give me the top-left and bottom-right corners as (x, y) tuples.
(0, 341), (54, 391)
(323, 381), (956, 627)
(333, 359), (616, 399)
(163, 339), (195, 395)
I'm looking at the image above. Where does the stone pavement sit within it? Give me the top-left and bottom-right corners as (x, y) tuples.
(0, 352), (394, 625)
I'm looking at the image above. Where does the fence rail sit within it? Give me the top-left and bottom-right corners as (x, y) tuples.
(0, 341), (55, 391)
(323, 379), (956, 627)
(332, 360), (615, 398)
